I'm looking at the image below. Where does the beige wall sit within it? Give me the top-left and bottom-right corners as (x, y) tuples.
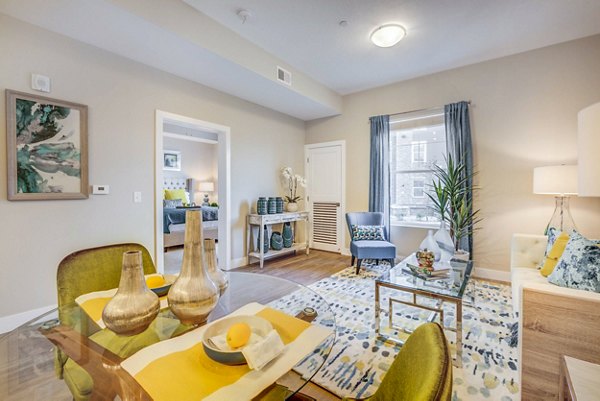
(0, 15), (305, 318)
(162, 137), (217, 204)
(307, 34), (600, 272)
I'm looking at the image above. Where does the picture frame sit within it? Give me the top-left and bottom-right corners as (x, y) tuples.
(163, 150), (181, 171)
(6, 90), (88, 200)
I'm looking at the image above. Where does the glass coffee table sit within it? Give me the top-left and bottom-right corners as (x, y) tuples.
(375, 255), (474, 367)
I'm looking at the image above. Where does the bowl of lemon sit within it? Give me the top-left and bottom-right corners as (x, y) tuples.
(145, 274), (176, 297)
(201, 315), (273, 365)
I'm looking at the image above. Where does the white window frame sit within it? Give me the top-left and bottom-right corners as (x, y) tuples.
(411, 141), (427, 163)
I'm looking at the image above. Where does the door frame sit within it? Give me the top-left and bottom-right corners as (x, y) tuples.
(304, 140), (346, 253)
(155, 110), (231, 273)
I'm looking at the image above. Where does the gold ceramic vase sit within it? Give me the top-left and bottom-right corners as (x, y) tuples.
(168, 210), (219, 325)
(102, 251), (160, 336)
(204, 238), (229, 295)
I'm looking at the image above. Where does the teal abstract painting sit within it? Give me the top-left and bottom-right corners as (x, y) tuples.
(6, 90), (88, 200)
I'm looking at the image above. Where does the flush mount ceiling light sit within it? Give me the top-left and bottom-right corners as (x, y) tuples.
(370, 24), (406, 47)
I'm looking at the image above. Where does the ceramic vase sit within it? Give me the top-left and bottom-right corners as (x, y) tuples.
(257, 197), (267, 215)
(286, 202), (299, 212)
(434, 225), (454, 263)
(282, 222), (293, 248)
(271, 231), (283, 251)
(275, 197), (284, 213)
(203, 238), (229, 296)
(256, 225), (269, 253)
(102, 251), (160, 336)
(168, 210), (219, 326)
(419, 230), (441, 262)
(267, 197), (277, 214)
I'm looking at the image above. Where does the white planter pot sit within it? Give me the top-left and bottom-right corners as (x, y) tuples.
(453, 250), (470, 261)
(286, 202), (299, 212)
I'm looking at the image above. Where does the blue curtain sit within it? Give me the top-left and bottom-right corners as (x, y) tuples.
(444, 101), (473, 253)
(369, 115), (391, 239)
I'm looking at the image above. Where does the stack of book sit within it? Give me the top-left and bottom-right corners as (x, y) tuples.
(403, 254), (451, 280)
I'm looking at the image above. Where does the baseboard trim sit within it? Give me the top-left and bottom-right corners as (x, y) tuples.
(0, 304), (56, 334)
(473, 267), (511, 283)
(229, 256), (248, 269)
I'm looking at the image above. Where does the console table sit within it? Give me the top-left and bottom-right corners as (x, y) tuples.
(246, 211), (310, 268)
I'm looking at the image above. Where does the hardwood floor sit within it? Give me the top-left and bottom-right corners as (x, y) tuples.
(233, 249), (350, 286)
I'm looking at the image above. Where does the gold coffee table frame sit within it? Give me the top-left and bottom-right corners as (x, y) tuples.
(375, 257), (474, 368)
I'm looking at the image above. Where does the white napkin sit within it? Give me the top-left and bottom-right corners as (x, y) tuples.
(242, 329), (285, 370)
(209, 332), (264, 351)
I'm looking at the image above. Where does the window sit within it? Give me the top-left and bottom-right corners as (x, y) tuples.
(412, 179), (425, 198)
(390, 110), (447, 227)
(411, 141), (427, 163)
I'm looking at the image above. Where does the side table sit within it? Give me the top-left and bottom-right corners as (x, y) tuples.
(247, 211), (310, 268)
(560, 355), (600, 401)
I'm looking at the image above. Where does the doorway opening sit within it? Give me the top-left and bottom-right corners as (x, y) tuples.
(155, 110), (231, 273)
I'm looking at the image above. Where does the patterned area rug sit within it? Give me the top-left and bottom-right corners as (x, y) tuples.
(271, 262), (519, 400)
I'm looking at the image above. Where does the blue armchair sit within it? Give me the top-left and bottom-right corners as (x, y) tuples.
(346, 212), (396, 274)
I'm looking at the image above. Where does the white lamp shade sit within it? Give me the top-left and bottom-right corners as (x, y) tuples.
(578, 102), (600, 197)
(533, 165), (578, 195)
(198, 182), (214, 192)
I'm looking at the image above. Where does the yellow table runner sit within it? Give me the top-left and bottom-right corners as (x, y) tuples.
(121, 302), (332, 401)
(75, 274), (169, 328)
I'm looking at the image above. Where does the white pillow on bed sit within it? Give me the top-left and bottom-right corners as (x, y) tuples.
(164, 199), (183, 208)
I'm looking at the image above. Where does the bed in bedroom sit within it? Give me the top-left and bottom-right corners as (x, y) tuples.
(163, 177), (218, 249)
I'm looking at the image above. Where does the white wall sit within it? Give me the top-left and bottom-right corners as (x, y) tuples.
(307, 34), (600, 272)
(162, 137), (217, 204)
(0, 15), (305, 319)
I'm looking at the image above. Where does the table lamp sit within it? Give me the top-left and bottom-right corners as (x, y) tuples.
(578, 102), (600, 197)
(533, 165), (578, 233)
(198, 181), (214, 206)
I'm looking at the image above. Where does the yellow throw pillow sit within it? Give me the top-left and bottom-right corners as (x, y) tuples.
(164, 189), (186, 202)
(540, 232), (570, 277)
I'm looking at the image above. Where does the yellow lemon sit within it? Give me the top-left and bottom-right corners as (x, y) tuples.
(226, 322), (251, 349)
(145, 275), (166, 289)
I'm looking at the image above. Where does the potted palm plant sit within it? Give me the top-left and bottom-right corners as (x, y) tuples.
(427, 155), (481, 260)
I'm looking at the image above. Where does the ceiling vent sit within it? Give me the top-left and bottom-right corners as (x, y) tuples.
(277, 66), (292, 86)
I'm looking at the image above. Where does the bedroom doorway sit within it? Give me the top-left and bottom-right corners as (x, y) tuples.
(154, 110), (231, 274)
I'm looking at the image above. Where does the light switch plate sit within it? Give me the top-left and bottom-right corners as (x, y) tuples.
(92, 185), (109, 195)
(133, 191), (142, 203)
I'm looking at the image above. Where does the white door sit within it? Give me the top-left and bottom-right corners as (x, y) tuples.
(305, 141), (345, 253)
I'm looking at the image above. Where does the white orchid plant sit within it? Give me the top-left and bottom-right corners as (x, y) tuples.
(281, 167), (307, 203)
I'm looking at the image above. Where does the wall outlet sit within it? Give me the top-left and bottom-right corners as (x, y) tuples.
(92, 185), (110, 195)
(133, 191), (142, 203)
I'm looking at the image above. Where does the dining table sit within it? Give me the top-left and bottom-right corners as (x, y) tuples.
(0, 272), (336, 401)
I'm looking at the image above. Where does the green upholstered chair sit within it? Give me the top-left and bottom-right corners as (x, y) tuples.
(56, 243), (159, 401)
(344, 322), (452, 401)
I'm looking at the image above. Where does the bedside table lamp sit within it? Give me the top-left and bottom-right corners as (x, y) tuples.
(533, 165), (578, 233)
(198, 182), (214, 206)
(578, 102), (600, 197)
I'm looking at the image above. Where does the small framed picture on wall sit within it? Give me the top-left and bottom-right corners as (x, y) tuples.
(163, 150), (181, 171)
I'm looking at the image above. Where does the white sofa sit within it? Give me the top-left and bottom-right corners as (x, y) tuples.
(511, 233), (600, 400)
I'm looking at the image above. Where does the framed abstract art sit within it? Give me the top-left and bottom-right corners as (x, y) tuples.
(6, 90), (88, 200)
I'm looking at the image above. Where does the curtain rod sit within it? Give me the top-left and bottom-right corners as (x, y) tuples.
(388, 101), (471, 118)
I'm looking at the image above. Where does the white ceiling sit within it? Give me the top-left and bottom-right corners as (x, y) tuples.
(188, 0), (600, 95)
(3, 0), (600, 121)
